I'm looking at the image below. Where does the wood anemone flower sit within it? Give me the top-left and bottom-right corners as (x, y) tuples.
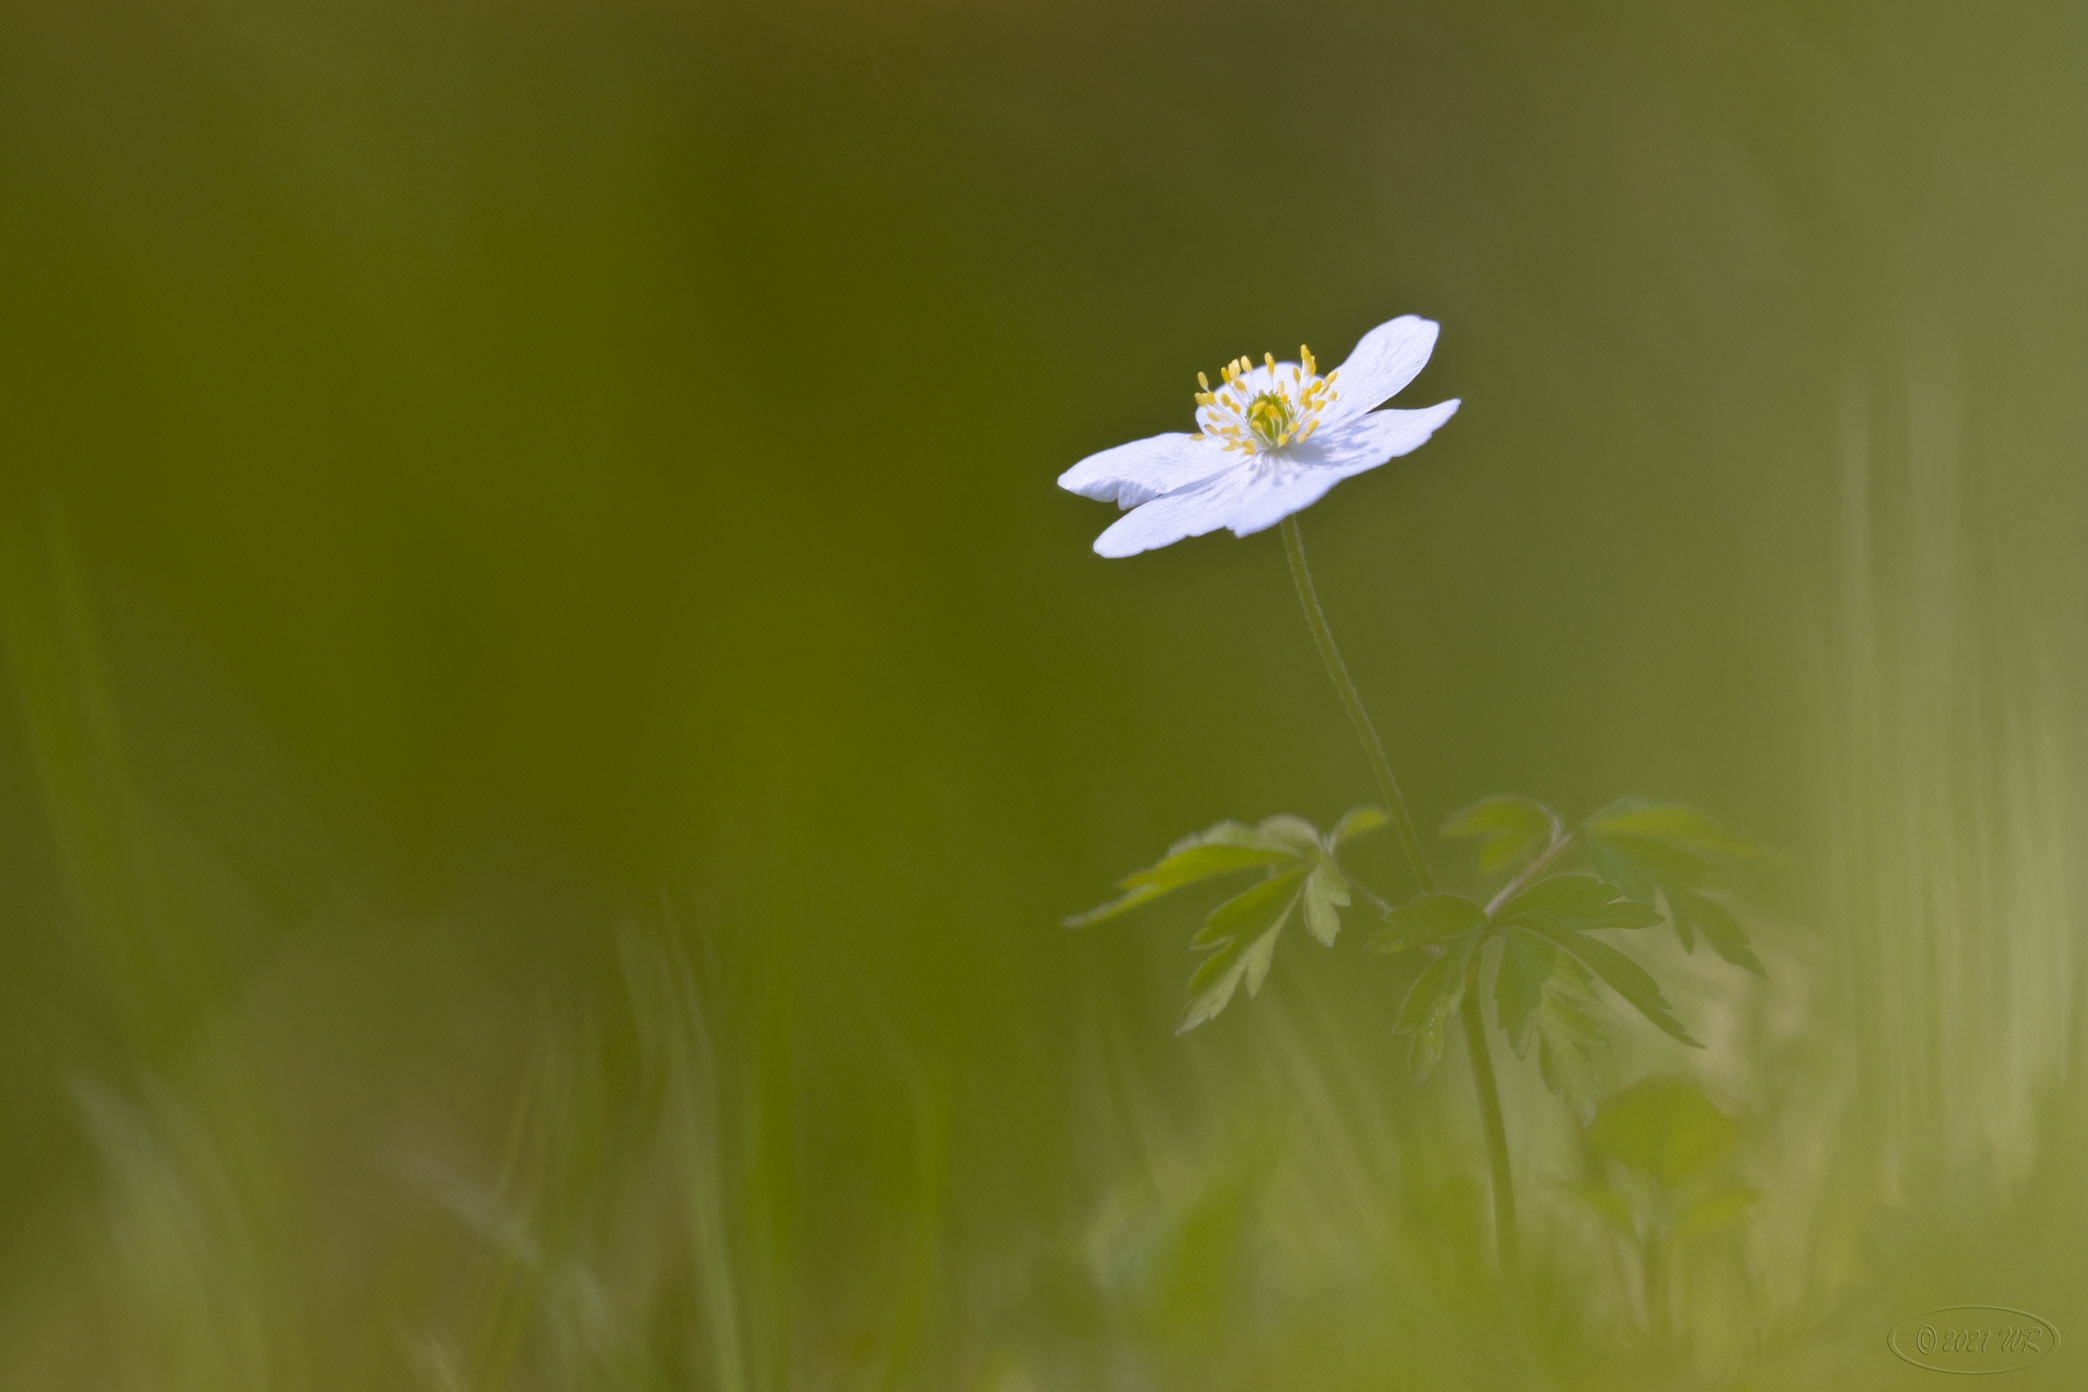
(1058, 315), (1460, 557)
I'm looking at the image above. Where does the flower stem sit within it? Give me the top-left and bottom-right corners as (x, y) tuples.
(1484, 829), (1576, 919)
(1279, 514), (1518, 1281)
(1280, 515), (1435, 895)
(1461, 955), (1519, 1281)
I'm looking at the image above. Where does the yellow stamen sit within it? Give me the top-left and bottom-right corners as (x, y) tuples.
(1191, 340), (1338, 454)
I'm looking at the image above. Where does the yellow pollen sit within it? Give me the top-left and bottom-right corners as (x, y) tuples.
(1191, 341), (1337, 454)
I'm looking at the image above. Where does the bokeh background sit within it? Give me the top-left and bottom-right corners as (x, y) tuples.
(3, 0), (2085, 1387)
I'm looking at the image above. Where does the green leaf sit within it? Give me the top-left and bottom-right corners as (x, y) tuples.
(1241, 924), (1282, 997)
(1394, 939), (1470, 1034)
(1302, 858), (1349, 947)
(1536, 1006), (1604, 1121)
(1540, 979), (1605, 1045)
(1178, 940), (1251, 1034)
(1367, 892), (1487, 955)
(1494, 926), (1608, 1114)
(1332, 806), (1389, 844)
(1063, 883), (1173, 929)
(1582, 827), (1767, 973)
(1256, 813), (1324, 856)
(1672, 1181), (1760, 1238)
(1120, 842), (1297, 891)
(1194, 820), (1304, 853)
(1394, 933), (1479, 1083)
(1064, 822), (1300, 927)
(1174, 865), (1309, 1032)
(1568, 1182), (1640, 1239)
(1586, 1077), (1746, 1188)
(1190, 866), (1310, 948)
(1517, 916), (1703, 1048)
(1671, 888), (1766, 976)
(1494, 927), (1552, 1056)
(1584, 801), (1765, 862)
(1583, 836), (1660, 905)
(1586, 832), (1709, 937)
(1441, 794), (1558, 872)
(1583, 800), (1766, 961)
(1499, 874), (1664, 933)
(1591, 831), (1712, 889)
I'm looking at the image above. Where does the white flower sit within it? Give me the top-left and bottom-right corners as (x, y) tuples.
(1058, 315), (1460, 557)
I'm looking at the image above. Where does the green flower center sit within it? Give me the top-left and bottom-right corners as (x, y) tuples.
(1245, 391), (1299, 447)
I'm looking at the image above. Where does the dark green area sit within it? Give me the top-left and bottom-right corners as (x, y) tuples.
(2, 1), (2085, 1387)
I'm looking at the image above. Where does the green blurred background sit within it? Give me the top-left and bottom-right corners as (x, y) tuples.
(2, 0), (2085, 1387)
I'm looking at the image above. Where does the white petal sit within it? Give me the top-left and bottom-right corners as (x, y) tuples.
(1218, 401), (1459, 535)
(1057, 431), (1233, 508)
(1090, 459), (1341, 557)
(1089, 400), (1462, 556)
(1090, 466), (1255, 557)
(1207, 465), (1351, 539)
(1321, 316), (1441, 427)
(1291, 399), (1461, 474)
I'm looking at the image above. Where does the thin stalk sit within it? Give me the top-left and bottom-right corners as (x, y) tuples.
(1485, 829), (1576, 919)
(1642, 1225), (1669, 1344)
(1280, 514), (1518, 1280)
(1280, 515), (1434, 895)
(1462, 952), (1519, 1280)
(1343, 876), (1396, 920)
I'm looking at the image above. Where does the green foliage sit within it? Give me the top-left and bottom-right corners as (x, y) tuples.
(1378, 867), (1704, 1104)
(1488, 876), (1657, 1111)
(1188, 866), (1311, 949)
(1587, 1076), (1746, 1188)
(1063, 823), (1299, 928)
(1180, 870), (1307, 1032)
(1253, 813), (1325, 857)
(1084, 789), (1770, 1133)
(1331, 806), (1389, 844)
(1440, 794), (1557, 872)
(1425, 794), (1772, 1115)
(1492, 871), (1701, 1123)
(1393, 931), (1479, 1082)
(1301, 858), (1350, 947)
(1570, 1075), (1759, 1324)
(1364, 892), (1486, 953)
(1497, 874), (1665, 933)
(1511, 911), (1702, 1049)
(1067, 810), (1388, 1033)
(1585, 802), (1765, 862)
(1493, 926), (1607, 1120)
(1581, 799), (1768, 976)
